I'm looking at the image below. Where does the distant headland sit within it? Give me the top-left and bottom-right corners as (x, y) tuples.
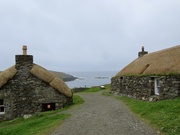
(50, 71), (77, 82)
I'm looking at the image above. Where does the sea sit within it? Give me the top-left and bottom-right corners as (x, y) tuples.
(65, 71), (118, 88)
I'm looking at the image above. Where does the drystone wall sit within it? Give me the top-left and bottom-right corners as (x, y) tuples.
(111, 75), (180, 101)
(0, 55), (72, 121)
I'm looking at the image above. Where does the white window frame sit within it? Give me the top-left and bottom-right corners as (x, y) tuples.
(0, 99), (5, 115)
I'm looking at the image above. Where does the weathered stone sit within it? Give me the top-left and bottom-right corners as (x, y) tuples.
(23, 114), (32, 119)
(111, 75), (180, 101)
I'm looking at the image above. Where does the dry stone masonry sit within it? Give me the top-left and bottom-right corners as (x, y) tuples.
(111, 75), (180, 101)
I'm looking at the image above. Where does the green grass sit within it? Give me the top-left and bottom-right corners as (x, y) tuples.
(72, 94), (85, 105)
(81, 84), (110, 93)
(0, 113), (70, 135)
(115, 96), (180, 135)
(0, 95), (84, 135)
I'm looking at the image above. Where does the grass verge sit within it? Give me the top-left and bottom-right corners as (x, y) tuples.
(80, 84), (111, 93)
(0, 95), (84, 135)
(101, 85), (180, 134)
(115, 96), (180, 135)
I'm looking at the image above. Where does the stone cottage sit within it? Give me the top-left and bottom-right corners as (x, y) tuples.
(111, 45), (180, 101)
(0, 45), (73, 121)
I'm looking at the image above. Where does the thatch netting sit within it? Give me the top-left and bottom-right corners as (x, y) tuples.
(30, 64), (56, 83)
(30, 64), (72, 97)
(0, 66), (17, 88)
(115, 45), (180, 77)
(50, 77), (72, 97)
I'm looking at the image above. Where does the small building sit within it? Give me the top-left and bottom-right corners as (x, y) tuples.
(111, 45), (180, 101)
(0, 46), (73, 121)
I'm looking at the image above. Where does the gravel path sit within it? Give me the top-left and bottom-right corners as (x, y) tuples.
(51, 92), (159, 135)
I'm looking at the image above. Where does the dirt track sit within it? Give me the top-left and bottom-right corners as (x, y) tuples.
(51, 92), (159, 135)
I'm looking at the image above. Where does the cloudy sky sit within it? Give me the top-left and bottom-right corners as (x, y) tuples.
(0, 0), (180, 72)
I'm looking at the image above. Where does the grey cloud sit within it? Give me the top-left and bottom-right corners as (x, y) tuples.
(0, 0), (180, 72)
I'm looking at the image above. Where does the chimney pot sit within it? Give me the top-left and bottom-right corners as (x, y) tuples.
(142, 46), (144, 52)
(22, 45), (27, 55)
(16, 45), (33, 69)
(138, 46), (148, 58)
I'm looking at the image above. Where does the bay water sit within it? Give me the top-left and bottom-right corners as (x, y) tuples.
(66, 71), (117, 88)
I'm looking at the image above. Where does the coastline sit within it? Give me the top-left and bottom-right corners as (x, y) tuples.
(65, 71), (117, 88)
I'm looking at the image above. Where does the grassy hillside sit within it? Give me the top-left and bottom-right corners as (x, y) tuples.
(50, 71), (77, 82)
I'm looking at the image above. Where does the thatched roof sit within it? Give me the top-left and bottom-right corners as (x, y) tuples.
(30, 64), (72, 97)
(0, 64), (72, 97)
(115, 45), (180, 77)
(0, 66), (17, 88)
(30, 64), (56, 83)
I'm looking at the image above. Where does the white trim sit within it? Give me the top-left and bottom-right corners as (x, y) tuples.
(0, 112), (5, 115)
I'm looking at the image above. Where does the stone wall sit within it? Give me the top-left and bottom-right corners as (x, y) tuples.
(0, 55), (72, 121)
(111, 75), (180, 101)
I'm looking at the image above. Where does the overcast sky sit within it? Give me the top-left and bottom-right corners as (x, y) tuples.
(0, 0), (180, 72)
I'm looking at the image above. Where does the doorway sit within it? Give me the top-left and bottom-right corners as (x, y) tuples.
(154, 78), (160, 95)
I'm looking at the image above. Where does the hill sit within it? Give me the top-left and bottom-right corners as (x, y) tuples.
(50, 71), (77, 82)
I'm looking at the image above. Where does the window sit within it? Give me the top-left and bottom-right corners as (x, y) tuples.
(120, 77), (124, 89)
(42, 103), (55, 112)
(0, 99), (5, 114)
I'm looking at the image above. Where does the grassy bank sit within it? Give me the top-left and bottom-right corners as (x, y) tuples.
(111, 94), (180, 135)
(0, 95), (84, 135)
(79, 84), (111, 93)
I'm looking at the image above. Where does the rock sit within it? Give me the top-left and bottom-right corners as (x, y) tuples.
(100, 85), (105, 89)
(23, 114), (32, 119)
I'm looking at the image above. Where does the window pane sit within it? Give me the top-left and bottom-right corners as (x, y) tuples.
(0, 107), (4, 112)
(0, 99), (3, 105)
